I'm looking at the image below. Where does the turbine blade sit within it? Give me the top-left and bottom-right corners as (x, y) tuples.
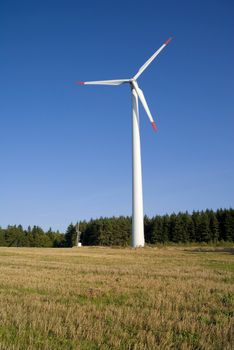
(133, 37), (172, 80)
(132, 81), (157, 131)
(76, 79), (130, 86)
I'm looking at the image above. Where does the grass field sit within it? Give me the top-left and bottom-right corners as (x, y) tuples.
(0, 246), (233, 349)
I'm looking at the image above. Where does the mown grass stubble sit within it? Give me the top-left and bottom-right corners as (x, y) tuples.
(0, 246), (233, 349)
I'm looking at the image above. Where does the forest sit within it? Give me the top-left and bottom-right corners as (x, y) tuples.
(0, 208), (233, 247)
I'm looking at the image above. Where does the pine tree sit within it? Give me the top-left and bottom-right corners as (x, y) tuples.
(0, 228), (6, 246)
(172, 214), (187, 243)
(64, 224), (77, 247)
(144, 216), (153, 243)
(149, 216), (163, 243)
(187, 216), (196, 242)
(208, 211), (219, 242)
(197, 212), (210, 242)
(223, 209), (234, 241)
(161, 215), (169, 243)
(169, 214), (177, 242)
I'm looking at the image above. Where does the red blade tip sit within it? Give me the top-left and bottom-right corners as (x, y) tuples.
(152, 122), (157, 132)
(164, 37), (172, 45)
(76, 81), (85, 85)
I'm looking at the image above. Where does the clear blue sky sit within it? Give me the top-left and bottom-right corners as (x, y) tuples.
(1, 0), (233, 232)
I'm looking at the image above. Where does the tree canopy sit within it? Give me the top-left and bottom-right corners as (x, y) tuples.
(0, 208), (233, 247)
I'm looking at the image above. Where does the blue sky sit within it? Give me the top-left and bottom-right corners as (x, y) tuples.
(1, 0), (233, 232)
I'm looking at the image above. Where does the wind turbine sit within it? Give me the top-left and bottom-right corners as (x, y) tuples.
(78, 37), (172, 247)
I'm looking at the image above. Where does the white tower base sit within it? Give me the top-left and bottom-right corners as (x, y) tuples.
(132, 88), (145, 247)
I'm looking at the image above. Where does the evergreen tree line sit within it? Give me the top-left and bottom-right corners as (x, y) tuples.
(0, 225), (64, 248)
(75, 208), (234, 246)
(0, 209), (233, 247)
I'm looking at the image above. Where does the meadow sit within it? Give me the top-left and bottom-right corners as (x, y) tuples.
(0, 246), (233, 349)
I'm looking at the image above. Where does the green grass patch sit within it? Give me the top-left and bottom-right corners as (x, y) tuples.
(204, 260), (234, 272)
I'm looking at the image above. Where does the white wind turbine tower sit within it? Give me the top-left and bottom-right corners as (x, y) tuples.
(78, 37), (172, 247)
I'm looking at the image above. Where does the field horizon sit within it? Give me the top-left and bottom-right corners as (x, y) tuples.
(0, 246), (233, 349)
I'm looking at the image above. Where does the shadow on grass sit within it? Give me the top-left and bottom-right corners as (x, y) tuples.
(184, 247), (234, 255)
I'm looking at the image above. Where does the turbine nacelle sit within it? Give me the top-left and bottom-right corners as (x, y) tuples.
(77, 37), (172, 132)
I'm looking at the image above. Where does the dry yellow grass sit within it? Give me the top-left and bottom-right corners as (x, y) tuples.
(0, 246), (233, 349)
